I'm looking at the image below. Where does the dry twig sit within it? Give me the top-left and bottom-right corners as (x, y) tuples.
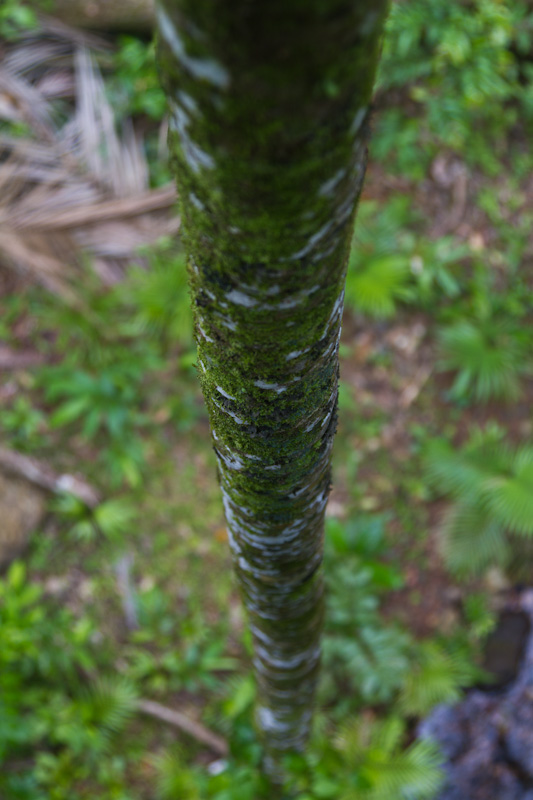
(0, 24), (177, 295)
(0, 446), (100, 507)
(137, 699), (228, 756)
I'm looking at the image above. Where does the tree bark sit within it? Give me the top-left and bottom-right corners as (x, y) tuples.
(156, 0), (386, 779)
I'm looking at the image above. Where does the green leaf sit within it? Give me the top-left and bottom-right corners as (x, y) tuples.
(50, 396), (91, 428)
(483, 447), (533, 536)
(440, 501), (509, 576)
(7, 561), (26, 591)
(346, 255), (410, 318)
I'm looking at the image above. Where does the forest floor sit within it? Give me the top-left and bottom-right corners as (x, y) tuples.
(1, 5), (532, 799)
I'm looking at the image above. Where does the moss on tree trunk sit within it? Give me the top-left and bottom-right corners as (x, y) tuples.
(156, 0), (387, 777)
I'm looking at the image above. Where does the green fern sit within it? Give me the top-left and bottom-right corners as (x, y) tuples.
(400, 642), (475, 716)
(345, 254), (411, 318)
(336, 717), (443, 800)
(323, 528), (410, 706)
(82, 676), (138, 735)
(425, 432), (533, 577)
(125, 242), (193, 346)
(484, 445), (533, 535)
(439, 501), (510, 577)
(424, 431), (510, 500)
(345, 198), (414, 318)
(438, 319), (527, 402)
(152, 749), (200, 800)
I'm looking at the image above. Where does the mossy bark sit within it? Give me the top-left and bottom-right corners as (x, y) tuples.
(156, 0), (387, 778)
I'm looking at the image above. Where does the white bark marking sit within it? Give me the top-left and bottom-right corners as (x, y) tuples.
(197, 322), (215, 342)
(212, 397), (246, 424)
(350, 106), (367, 136)
(190, 192), (205, 211)
(168, 101), (215, 174)
(289, 220), (335, 260)
(157, 6), (230, 89)
(225, 288), (258, 307)
(254, 381), (287, 393)
(318, 168), (347, 197)
(215, 385), (236, 401)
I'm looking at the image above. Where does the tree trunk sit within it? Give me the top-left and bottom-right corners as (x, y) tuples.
(156, 0), (387, 778)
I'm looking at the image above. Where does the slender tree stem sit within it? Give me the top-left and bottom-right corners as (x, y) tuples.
(157, 0), (387, 777)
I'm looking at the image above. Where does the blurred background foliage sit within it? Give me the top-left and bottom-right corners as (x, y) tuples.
(0, 0), (532, 797)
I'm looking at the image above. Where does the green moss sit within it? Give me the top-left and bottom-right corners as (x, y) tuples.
(157, 0), (387, 778)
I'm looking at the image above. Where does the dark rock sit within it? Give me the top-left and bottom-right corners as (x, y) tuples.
(419, 593), (533, 800)
(503, 692), (533, 779)
(418, 703), (467, 760)
(438, 763), (523, 800)
(436, 783), (467, 800)
(481, 611), (530, 689)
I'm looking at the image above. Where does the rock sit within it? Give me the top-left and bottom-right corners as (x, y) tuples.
(0, 471), (45, 568)
(418, 704), (467, 760)
(419, 594), (533, 800)
(504, 694), (533, 779)
(481, 611), (530, 689)
(438, 764), (523, 800)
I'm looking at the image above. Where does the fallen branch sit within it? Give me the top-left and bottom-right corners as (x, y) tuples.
(19, 185), (178, 231)
(0, 446), (100, 508)
(33, 1), (155, 32)
(0, 346), (46, 369)
(137, 698), (228, 757)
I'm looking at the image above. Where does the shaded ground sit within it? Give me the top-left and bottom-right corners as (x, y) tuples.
(420, 591), (533, 800)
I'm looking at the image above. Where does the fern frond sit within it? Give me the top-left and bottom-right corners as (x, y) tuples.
(370, 716), (404, 756)
(152, 749), (200, 800)
(440, 501), (509, 576)
(339, 718), (443, 800)
(424, 435), (511, 500)
(345, 254), (410, 318)
(125, 248), (193, 345)
(483, 446), (533, 536)
(335, 717), (373, 762)
(400, 642), (472, 716)
(438, 320), (525, 402)
(84, 676), (138, 734)
(362, 739), (443, 800)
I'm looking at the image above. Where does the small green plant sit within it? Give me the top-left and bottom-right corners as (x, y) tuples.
(153, 748), (203, 800)
(106, 36), (167, 122)
(425, 428), (533, 576)
(345, 198), (468, 319)
(0, 561), (141, 798)
(51, 494), (137, 543)
(399, 641), (477, 717)
(0, 397), (47, 452)
(124, 241), (193, 347)
(376, 0), (533, 172)
(79, 676), (138, 746)
(463, 593), (497, 640)
(39, 359), (148, 486)
(285, 716), (444, 800)
(346, 199), (413, 318)
(0, 0), (39, 39)
(438, 318), (530, 402)
(323, 515), (410, 707)
(44, 362), (145, 439)
(152, 713), (443, 800)
(323, 514), (479, 716)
